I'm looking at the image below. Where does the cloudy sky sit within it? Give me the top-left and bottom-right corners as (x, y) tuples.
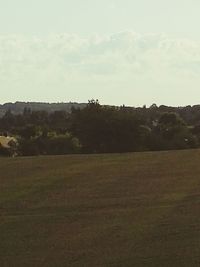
(1, 0), (200, 106)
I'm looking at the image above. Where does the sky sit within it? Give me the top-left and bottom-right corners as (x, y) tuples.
(0, 0), (200, 106)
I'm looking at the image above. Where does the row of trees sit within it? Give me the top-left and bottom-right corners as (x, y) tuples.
(0, 100), (200, 156)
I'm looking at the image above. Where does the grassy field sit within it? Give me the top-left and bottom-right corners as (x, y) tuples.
(1, 150), (200, 266)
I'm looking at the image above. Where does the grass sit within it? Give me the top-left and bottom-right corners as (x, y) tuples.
(1, 150), (200, 266)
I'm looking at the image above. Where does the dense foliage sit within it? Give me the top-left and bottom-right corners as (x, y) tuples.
(0, 100), (200, 156)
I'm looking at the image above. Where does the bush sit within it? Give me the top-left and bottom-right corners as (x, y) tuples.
(18, 134), (81, 156)
(0, 144), (11, 156)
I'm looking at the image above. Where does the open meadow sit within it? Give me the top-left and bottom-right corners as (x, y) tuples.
(1, 150), (200, 266)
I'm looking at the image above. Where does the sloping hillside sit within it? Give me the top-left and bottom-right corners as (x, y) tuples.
(0, 102), (87, 116)
(1, 150), (200, 266)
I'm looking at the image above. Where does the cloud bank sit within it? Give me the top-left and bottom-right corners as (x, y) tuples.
(1, 31), (200, 105)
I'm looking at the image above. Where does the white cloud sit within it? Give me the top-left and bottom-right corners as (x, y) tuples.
(1, 31), (200, 105)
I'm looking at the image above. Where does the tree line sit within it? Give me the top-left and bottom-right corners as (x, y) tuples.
(1, 100), (200, 156)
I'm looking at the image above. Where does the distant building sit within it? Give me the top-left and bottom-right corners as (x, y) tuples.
(0, 136), (17, 148)
(0, 136), (17, 156)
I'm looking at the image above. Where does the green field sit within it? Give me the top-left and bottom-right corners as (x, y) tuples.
(1, 150), (200, 266)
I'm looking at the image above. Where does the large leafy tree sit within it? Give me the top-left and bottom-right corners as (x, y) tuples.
(71, 100), (146, 153)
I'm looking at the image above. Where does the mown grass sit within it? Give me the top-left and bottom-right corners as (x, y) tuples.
(1, 150), (200, 266)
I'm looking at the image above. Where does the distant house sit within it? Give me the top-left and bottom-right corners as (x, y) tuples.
(0, 136), (17, 148)
(0, 136), (17, 156)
